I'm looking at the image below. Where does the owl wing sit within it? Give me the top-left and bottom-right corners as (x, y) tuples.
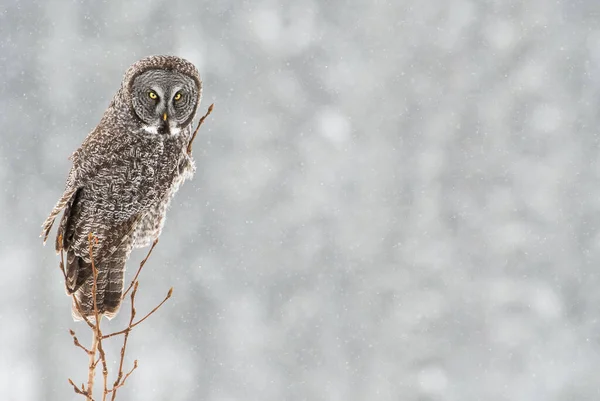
(41, 126), (140, 260)
(41, 126), (135, 246)
(43, 126), (149, 298)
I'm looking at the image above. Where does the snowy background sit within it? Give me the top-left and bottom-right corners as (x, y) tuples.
(1, 0), (600, 400)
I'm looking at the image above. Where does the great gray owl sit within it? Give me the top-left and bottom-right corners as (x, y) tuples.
(41, 55), (202, 320)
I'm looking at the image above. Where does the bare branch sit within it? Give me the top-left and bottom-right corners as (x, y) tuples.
(65, 232), (173, 400)
(102, 287), (173, 340)
(87, 330), (99, 400)
(120, 360), (138, 388)
(87, 233), (111, 401)
(72, 295), (97, 331)
(68, 378), (92, 399)
(187, 103), (215, 154)
(108, 360), (138, 395)
(110, 281), (138, 400)
(122, 239), (158, 300)
(69, 329), (92, 354)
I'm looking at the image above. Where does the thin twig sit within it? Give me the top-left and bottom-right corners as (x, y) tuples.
(88, 233), (100, 326)
(68, 378), (92, 399)
(187, 103), (214, 154)
(87, 233), (102, 400)
(70, 329), (92, 354)
(108, 360), (138, 394)
(102, 287), (173, 340)
(88, 233), (110, 401)
(117, 360), (138, 390)
(122, 239), (158, 300)
(110, 282), (138, 400)
(72, 295), (97, 331)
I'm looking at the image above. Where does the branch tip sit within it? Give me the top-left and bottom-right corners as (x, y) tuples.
(187, 103), (215, 154)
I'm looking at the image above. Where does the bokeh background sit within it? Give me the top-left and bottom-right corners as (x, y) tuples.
(1, 0), (600, 400)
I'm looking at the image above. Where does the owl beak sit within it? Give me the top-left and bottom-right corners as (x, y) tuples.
(163, 112), (168, 121)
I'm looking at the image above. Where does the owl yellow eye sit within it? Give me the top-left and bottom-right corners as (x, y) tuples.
(148, 91), (158, 100)
(174, 92), (182, 101)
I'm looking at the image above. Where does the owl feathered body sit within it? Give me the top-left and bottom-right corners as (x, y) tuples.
(41, 56), (202, 320)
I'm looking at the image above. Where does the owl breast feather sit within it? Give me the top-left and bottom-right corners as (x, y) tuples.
(84, 131), (190, 220)
(128, 133), (195, 247)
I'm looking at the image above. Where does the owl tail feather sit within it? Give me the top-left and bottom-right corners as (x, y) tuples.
(71, 250), (127, 321)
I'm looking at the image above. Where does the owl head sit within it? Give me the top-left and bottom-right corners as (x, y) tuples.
(122, 55), (202, 136)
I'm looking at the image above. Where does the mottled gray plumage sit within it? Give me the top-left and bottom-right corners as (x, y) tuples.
(41, 55), (202, 320)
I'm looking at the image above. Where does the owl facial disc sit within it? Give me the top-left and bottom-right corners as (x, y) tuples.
(131, 68), (200, 136)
